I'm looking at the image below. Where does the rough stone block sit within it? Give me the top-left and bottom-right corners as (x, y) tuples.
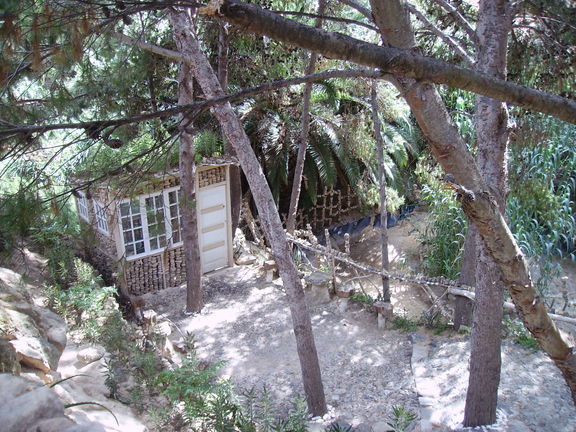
(0, 385), (64, 432)
(27, 416), (75, 432)
(76, 346), (106, 367)
(62, 422), (106, 432)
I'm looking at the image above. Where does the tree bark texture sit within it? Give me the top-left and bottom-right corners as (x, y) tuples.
(285, 0), (325, 235)
(175, 58), (203, 313)
(169, 8), (327, 415)
(214, 1), (576, 124)
(454, 227), (475, 330)
(364, 0), (576, 403)
(217, 22), (242, 238)
(464, 0), (512, 425)
(370, 81), (390, 302)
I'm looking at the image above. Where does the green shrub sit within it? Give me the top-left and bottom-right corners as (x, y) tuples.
(392, 315), (419, 333)
(503, 316), (540, 351)
(387, 405), (417, 432)
(415, 159), (467, 279)
(47, 259), (116, 333)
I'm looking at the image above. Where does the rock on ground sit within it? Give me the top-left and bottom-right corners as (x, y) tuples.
(0, 373), (105, 432)
(0, 267), (67, 375)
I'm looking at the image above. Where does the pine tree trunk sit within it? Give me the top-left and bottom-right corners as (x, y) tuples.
(285, 0), (325, 234)
(464, 1), (512, 425)
(169, 8), (327, 416)
(454, 227), (475, 330)
(368, 0), (576, 406)
(215, 0), (576, 402)
(370, 81), (390, 302)
(175, 58), (203, 313)
(218, 22), (242, 238)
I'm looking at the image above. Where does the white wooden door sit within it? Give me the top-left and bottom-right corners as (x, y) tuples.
(198, 184), (230, 273)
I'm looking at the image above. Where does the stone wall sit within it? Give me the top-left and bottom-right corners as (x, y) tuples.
(78, 187), (118, 285)
(198, 166), (226, 188)
(122, 245), (189, 295)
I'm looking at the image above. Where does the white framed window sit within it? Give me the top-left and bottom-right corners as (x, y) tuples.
(167, 189), (183, 246)
(119, 199), (145, 257)
(144, 193), (167, 251)
(93, 200), (110, 235)
(119, 187), (183, 259)
(76, 191), (89, 222)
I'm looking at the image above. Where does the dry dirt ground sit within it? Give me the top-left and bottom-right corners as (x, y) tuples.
(141, 211), (576, 431)
(7, 211), (576, 431)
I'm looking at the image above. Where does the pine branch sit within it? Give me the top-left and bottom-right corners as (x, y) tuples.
(0, 68), (384, 140)
(272, 10), (378, 32)
(429, 0), (479, 46)
(407, 3), (475, 67)
(335, 0), (372, 20)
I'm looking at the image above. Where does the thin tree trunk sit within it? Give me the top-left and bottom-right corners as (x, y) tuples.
(175, 58), (203, 313)
(218, 22), (242, 238)
(464, 1), (512, 425)
(286, 0), (325, 234)
(169, 8), (327, 415)
(370, 81), (390, 302)
(454, 227), (475, 330)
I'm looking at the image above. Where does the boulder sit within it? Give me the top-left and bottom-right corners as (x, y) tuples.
(27, 416), (76, 432)
(0, 373), (110, 432)
(0, 338), (21, 374)
(76, 345), (106, 367)
(0, 267), (67, 373)
(0, 377), (64, 432)
(62, 422), (107, 432)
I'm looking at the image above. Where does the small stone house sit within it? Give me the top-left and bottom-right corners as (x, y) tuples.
(74, 159), (237, 296)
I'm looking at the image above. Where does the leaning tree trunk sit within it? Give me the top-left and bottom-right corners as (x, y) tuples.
(174, 39), (203, 313)
(213, 0), (576, 401)
(285, 0), (325, 234)
(363, 0), (576, 403)
(169, 8), (327, 416)
(370, 81), (390, 302)
(217, 21), (242, 238)
(464, 0), (512, 425)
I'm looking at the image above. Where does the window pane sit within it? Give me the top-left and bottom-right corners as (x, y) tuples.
(134, 228), (143, 241)
(136, 241), (145, 254)
(120, 203), (130, 216)
(150, 238), (158, 250)
(133, 215), (142, 227)
(123, 231), (133, 243)
(126, 244), (135, 256)
(122, 218), (131, 230)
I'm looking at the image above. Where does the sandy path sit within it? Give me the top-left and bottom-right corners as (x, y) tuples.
(143, 265), (420, 427)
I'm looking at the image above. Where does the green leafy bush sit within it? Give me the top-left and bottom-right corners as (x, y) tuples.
(154, 355), (311, 432)
(392, 315), (419, 333)
(508, 116), (576, 261)
(502, 317), (540, 351)
(415, 159), (467, 279)
(47, 259), (116, 333)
